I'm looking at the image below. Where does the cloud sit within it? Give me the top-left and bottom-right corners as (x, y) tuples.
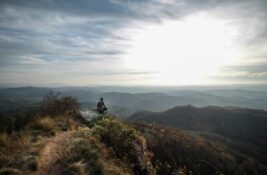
(222, 64), (267, 75)
(0, 0), (267, 85)
(211, 64), (267, 84)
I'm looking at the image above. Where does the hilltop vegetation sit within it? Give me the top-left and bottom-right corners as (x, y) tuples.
(1, 93), (267, 174)
(129, 105), (267, 168)
(0, 93), (154, 175)
(135, 122), (267, 175)
(129, 105), (267, 145)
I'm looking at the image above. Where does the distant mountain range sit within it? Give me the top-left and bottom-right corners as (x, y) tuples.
(1, 86), (267, 117)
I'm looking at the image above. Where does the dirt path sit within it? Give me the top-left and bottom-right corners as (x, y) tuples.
(29, 131), (75, 175)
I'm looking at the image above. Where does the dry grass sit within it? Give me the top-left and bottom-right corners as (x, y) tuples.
(54, 115), (80, 131)
(0, 114), (79, 174)
(0, 92), (84, 174)
(28, 115), (80, 135)
(61, 128), (132, 175)
(25, 116), (74, 142)
(24, 156), (39, 171)
(32, 117), (55, 132)
(30, 131), (74, 175)
(0, 132), (9, 147)
(0, 116), (147, 175)
(0, 132), (31, 169)
(63, 161), (87, 175)
(0, 167), (23, 175)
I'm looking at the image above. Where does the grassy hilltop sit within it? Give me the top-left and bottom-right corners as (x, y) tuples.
(0, 93), (267, 175)
(0, 93), (154, 175)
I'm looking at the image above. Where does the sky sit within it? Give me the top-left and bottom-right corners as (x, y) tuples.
(0, 0), (267, 86)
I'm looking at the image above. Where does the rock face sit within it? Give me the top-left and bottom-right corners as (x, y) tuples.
(132, 141), (155, 175)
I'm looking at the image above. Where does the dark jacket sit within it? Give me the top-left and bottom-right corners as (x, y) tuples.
(97, 101), (106, 109)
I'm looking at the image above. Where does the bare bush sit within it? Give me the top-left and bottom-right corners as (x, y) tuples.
(39, 91), (79, 116)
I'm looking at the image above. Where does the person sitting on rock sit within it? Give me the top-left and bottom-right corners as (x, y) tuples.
(97, 97), (108, 114)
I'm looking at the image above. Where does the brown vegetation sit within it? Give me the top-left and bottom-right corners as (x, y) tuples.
(38, 91), (79, 117)
(0, 92), (83, 174)
(1, 93), (267, 175)
(91, 116), (155, 175)
(133, 122), (267, 175)
(0, 92), (155, 175)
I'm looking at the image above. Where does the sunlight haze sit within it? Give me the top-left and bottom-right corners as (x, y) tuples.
(0, 0), (267, 86)
(124, 13), (240, 85)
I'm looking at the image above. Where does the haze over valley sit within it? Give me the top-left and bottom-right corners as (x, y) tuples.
(1, 0), (267, 174)
(0, 85), (267, 118)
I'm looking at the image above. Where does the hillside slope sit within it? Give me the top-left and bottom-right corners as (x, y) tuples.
(1, 94), (267, 175)
(0, 93), (155, 175)
(133, 122), (267, 175)
(128, 105), (267, 166)
(2, 114), (267, 175)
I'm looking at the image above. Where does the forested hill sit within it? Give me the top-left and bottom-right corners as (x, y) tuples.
(128, 106), (267, 142)
(128, 105), (267, 167)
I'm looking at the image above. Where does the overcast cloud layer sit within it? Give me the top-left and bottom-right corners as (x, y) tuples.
(0, 0), (267, 86)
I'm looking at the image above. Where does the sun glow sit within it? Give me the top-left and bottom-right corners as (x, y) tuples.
(124, 14), (240, 85)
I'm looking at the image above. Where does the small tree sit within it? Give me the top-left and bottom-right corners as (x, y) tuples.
(38, 91), (79, 116)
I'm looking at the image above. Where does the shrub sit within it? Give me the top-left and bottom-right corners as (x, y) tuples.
(0, 133), (9, 147)
(91, 117), (146, 157)
(38, 91), (79, 116)
(54, 115), (80, 131)
(0, 92), (81, 134)
(0, 168), (23, 175)
(63, 138), (105, 175)
(62, 128), (131, 175)
(63, 161), (87, 175)
(23, 156), (38, 171)
(0, 132), (30, 169)
(28, 114), (81, 136)
(91, 116), (155, 175)
(0, 107), (38, 133)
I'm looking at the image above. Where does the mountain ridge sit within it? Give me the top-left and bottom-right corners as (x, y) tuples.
(128, 105), (267, 167)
